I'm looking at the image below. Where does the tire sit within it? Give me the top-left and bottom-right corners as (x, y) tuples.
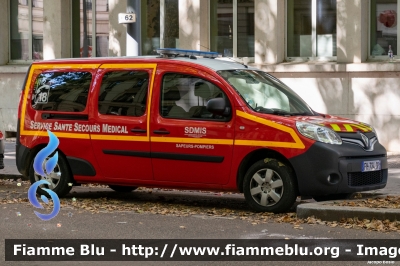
(29, 152), (73, 197)
(243, 158), (297, 213)
(108, 185), (137, 193)
(313, 193), (353, 202)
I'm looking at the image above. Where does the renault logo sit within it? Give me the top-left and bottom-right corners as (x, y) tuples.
(360, 133), (369, 148)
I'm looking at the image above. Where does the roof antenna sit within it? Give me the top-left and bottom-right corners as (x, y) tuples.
(199, 44), (211, 51)
(225, 57), (248, 68)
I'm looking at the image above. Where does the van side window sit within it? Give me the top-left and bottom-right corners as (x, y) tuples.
(31, 72), (92, 112)
(98, 71), (149, 117)
(161, 73), (229, 121)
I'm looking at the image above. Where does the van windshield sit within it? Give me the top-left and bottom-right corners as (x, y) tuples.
(218, 70), (315, 116)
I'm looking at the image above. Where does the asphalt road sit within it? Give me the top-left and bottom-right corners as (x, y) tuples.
(1, 201), (399, 266)
(2, 185), (400, 266)
(1, 140), (400, 265)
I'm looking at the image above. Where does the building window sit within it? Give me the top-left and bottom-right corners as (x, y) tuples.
(141, 0), (161, 55)
(210, 0), (255, 59)
(370, 0), (398, 58)
(73, 0), (109, 58)
(160, 0), (179, 50)
(10, 0), (44, 61)
(142, 0), (179, 55)
(287, 0), (337, 60)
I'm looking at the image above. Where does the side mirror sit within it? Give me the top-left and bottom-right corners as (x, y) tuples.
(206, 98), (231, 117)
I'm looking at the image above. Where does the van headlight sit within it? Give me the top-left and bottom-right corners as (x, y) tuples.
(296, 121), (342, 145)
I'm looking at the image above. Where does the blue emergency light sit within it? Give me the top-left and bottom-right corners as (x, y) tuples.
(156, 48), (220, 59)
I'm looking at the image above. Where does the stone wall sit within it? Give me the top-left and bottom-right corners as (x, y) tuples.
(0, 66), (28, 135)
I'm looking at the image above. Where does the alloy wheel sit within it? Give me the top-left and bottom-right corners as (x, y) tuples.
(249, 168), (284, 207)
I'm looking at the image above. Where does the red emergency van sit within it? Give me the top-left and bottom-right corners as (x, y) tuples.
(16, 49), (387, 213)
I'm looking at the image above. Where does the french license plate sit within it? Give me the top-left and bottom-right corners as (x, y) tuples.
(361, 160), (381, 172)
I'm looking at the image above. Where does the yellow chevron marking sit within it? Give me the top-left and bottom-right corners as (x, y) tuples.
(235, 110), (305, 149)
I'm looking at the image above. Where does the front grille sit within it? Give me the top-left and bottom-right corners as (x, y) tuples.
(348, 170), (383, 187)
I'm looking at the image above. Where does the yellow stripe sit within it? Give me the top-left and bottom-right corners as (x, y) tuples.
(359, 123), (373, 131)
(20, 68), (36, 134)
(151, 137), (234, 145)
(235, 140), (304, 148)
(236, 110), (305, 149)
(21, 131), (90, 139)
(91, 135), (148, 141)
(147, 65), (157, 140)
(330, 124), (341, 131)
(20, 64), (101, 137)
(30, 64), (101, 69)
(349, 124), (370, 132)
(20, 63), (157, 141)
(100, 63), (157, 69)
(99, 63), (157, 141)
(330, 123), (370, 133)
(344, 124), (354, 132)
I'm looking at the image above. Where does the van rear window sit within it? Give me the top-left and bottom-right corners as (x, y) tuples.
(31, 71), (92, 112)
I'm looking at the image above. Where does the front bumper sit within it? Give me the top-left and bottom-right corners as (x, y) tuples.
(289, 140), (388, 196)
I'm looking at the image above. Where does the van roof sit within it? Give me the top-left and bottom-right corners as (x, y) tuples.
(170, 57), (254, 71)
(32, 56), (255, 72)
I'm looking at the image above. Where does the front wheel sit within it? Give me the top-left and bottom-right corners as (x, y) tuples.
(243, 159), (297, 213)
(29, 153), (73, 197)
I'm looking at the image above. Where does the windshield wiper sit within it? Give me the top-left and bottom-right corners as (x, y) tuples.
(254, 108), (315, 116)
(254, 107), (292, 116)
(290, 112), (315, 116)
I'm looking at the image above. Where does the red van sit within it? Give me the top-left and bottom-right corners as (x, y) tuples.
(16, 49), (387, 213)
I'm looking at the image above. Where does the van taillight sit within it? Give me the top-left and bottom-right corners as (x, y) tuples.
(18, 65), (32, 119)
(17, 90), (23, 119)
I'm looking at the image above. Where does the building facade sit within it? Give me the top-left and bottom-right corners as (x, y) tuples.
(1, 0), (400, 151)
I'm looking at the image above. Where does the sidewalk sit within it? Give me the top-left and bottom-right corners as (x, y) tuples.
(388, 153), (400, 168)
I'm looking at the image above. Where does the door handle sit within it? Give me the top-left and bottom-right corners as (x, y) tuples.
(41, 113), (88, 120)
(131, 128), (147, 133)
(153, 130), (170, 135)
(41, 113), (51, 119)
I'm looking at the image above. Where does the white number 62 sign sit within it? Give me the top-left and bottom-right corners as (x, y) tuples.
(118, 13), (136, 24)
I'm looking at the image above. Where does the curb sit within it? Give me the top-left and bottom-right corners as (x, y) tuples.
(297, 200), (400, 222)
(0, 173), (26, 181)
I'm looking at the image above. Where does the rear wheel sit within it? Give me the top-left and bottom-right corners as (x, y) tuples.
(29, 153), (73, 197)
(108, 185), (137, 193)
(243, 159), (297, 213)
